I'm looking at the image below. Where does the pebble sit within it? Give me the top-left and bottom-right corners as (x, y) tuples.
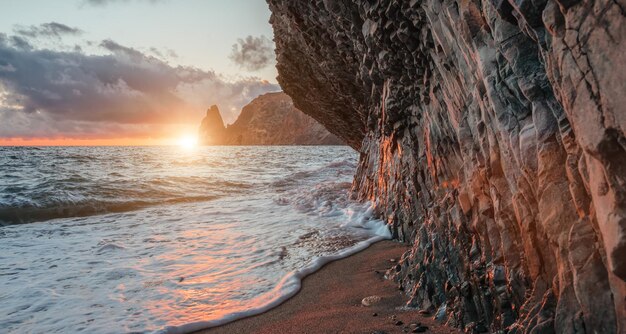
(395, 320), (404, 326)
(409, 322), (422, 329)
(361, 295), (382, 307)
(372, 313), (378, 317)
(412, 325), (429, 333)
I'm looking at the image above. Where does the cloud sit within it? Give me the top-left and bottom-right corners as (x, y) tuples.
(229, 35), (275, 72)
(9, 36), (33, 50)
(0, 35), (280, 139)
(14, 22), (83, 39)
(148, 47), (179, 60)
(100, 39), (146, 59)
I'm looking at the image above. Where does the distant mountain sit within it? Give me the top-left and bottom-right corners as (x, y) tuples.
(198, 92), (344, 146)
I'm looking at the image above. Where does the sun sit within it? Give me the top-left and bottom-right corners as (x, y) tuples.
(177, 135), (198, 149)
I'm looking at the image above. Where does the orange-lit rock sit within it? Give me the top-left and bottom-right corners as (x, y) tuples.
(267, 0), (626, 332)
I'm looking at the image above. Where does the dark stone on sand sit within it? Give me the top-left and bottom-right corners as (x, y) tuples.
(412, 326), (428, 333)
(409, 322), (422, 329)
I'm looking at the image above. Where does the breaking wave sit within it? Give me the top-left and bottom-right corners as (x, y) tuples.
(0, 146), (390, 334)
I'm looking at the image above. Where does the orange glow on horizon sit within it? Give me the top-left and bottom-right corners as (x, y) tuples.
(0, 124), (202, 147)
(0, 136), (198, 147)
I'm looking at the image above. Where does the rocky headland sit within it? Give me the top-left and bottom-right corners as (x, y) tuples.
(266, 0), (626, 333)
(198, 92), (343, 146)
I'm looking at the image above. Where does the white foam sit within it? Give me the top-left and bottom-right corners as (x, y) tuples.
(162, 215), (391, 334)
(0, 147), (391, 334)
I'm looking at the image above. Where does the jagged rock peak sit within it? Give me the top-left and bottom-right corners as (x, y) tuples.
(205, 105), (222, 119)
(198, 105), (226, 145)
(198, 92), (343, 146)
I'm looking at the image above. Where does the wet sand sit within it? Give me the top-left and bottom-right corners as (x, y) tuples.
(197, 240), (460, 334)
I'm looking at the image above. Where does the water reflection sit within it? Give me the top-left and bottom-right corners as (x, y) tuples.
(0, 147), (387, 333)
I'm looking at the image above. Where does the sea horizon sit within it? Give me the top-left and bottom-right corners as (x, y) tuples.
(0, 144), (349, 148)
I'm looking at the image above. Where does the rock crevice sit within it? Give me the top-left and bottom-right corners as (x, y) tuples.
(267, 0), (626, 332)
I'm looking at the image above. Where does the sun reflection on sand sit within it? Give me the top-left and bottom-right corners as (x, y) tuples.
(135, 225), (277, 326)
(144, 271), (270, 325)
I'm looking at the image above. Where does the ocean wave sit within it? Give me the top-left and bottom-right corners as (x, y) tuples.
(161, 201), (390, 334)
(275, 181), (353, 216)
(271, 158), (356, 190)
(0, 170), (252, 225)
(0, 146), (367, 333)
(0, 195), (219, 225)
(162, 172), (389, 333)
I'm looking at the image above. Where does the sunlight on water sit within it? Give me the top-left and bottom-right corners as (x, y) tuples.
(0, 146), (389, 334)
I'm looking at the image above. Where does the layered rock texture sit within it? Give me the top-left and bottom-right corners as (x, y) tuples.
(198, 92), (342, 145)
(267, 0), (626, 332)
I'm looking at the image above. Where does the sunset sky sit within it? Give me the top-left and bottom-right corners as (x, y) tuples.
(0, 0), (281, 145)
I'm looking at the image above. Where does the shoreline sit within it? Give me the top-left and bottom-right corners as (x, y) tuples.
(196, 240), (460, 334)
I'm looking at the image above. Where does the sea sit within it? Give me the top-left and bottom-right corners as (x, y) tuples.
(0, 146), (390, 334)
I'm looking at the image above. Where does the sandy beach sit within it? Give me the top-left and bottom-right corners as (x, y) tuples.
(199, 240), (460, 334)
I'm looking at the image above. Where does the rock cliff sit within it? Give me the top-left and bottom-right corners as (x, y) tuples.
(198, 92), (343, 145)
(267, 0), (626, 332)
(198, 105), (227, 145)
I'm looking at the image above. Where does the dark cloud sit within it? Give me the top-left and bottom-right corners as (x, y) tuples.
(0, 36), (280, 139)
(100, 39), (146, 59)
(9, 36), (33, 50)
(229, 35), (275, 72)
(148, 47), (178, 60)
(14, 22), (83, 39)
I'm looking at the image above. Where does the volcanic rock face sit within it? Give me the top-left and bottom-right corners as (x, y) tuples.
(267, 0), (626, 332)
(198, 92), (342, 145)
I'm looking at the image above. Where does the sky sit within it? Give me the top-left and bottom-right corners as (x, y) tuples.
(0, 0), (281, 145)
